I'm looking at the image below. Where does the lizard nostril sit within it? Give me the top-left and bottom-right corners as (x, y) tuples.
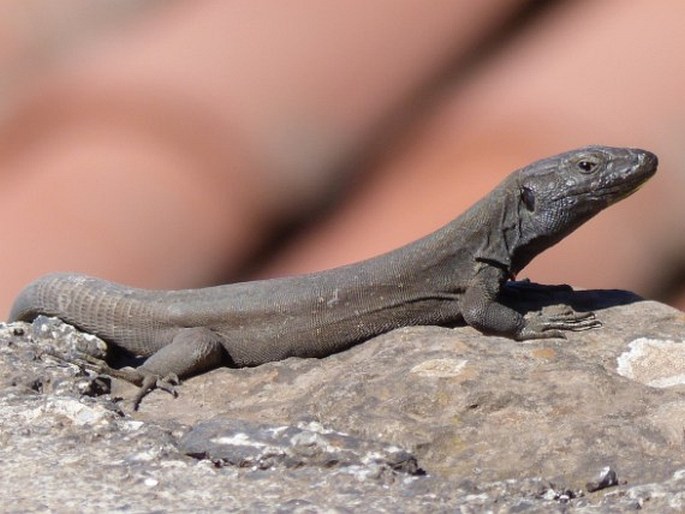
(634, 149), (657, 171)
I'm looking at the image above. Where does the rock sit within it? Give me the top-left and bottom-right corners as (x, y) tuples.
(2, 288), (685, 511)
(586, 466), (619, 493)
(0, 315), (111, 400)
(179, 417), (422, 477)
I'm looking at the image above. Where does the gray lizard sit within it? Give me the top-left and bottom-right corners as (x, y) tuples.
(9, 145), (657, 407)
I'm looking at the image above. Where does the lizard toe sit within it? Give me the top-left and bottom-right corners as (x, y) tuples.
(132, 372), (181, 410)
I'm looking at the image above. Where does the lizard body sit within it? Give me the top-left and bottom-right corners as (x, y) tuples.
(9, 146), (657, 406)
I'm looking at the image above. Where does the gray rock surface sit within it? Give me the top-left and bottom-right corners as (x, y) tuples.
(179, 417), (422, 476)
(2, 287), (685, 512)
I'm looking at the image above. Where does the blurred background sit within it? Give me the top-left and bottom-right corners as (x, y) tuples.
(1, 0), (684, 316)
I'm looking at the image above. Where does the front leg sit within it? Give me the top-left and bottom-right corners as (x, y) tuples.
(459, 265), (600, 340)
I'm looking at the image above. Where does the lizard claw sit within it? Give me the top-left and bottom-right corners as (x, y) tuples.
(42, 349), (169, 411)
(132, 373), (180, 410)
(517, 308), (602, 340)
(154, 373), (180, 401)
(544, 307), (597, 323)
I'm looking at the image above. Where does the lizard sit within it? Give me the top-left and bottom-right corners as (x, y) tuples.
(8, 145), (657, 408)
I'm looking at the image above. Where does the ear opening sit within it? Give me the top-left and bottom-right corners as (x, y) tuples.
(520, 186), (535, 211)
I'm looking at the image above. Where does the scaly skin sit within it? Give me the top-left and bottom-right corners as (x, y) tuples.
(9, 145), (658, 407)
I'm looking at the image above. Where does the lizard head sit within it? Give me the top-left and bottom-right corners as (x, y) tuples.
(509, 145), (657, 274)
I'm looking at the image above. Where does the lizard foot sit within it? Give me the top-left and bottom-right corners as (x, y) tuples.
(132, 373), (180, 411)
(46, 349), (181, 410)
(517, 306), (602, 340)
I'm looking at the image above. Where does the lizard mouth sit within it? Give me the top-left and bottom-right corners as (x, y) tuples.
(601, 152), (657, 204)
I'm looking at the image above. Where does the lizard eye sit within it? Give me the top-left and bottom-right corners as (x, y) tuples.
(520, 186), (535, 211)
(577, 159), (598, 173)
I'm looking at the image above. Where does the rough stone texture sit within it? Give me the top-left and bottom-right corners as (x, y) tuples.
(2, 287), (685, 512)
(179, 417), (422, 476)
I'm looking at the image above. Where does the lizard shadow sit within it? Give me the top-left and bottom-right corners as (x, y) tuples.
(108, 348), (146, 369)
(498, 281), (643, 315)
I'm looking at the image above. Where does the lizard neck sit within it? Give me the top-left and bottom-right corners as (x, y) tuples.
(378, 179), (521, 288)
